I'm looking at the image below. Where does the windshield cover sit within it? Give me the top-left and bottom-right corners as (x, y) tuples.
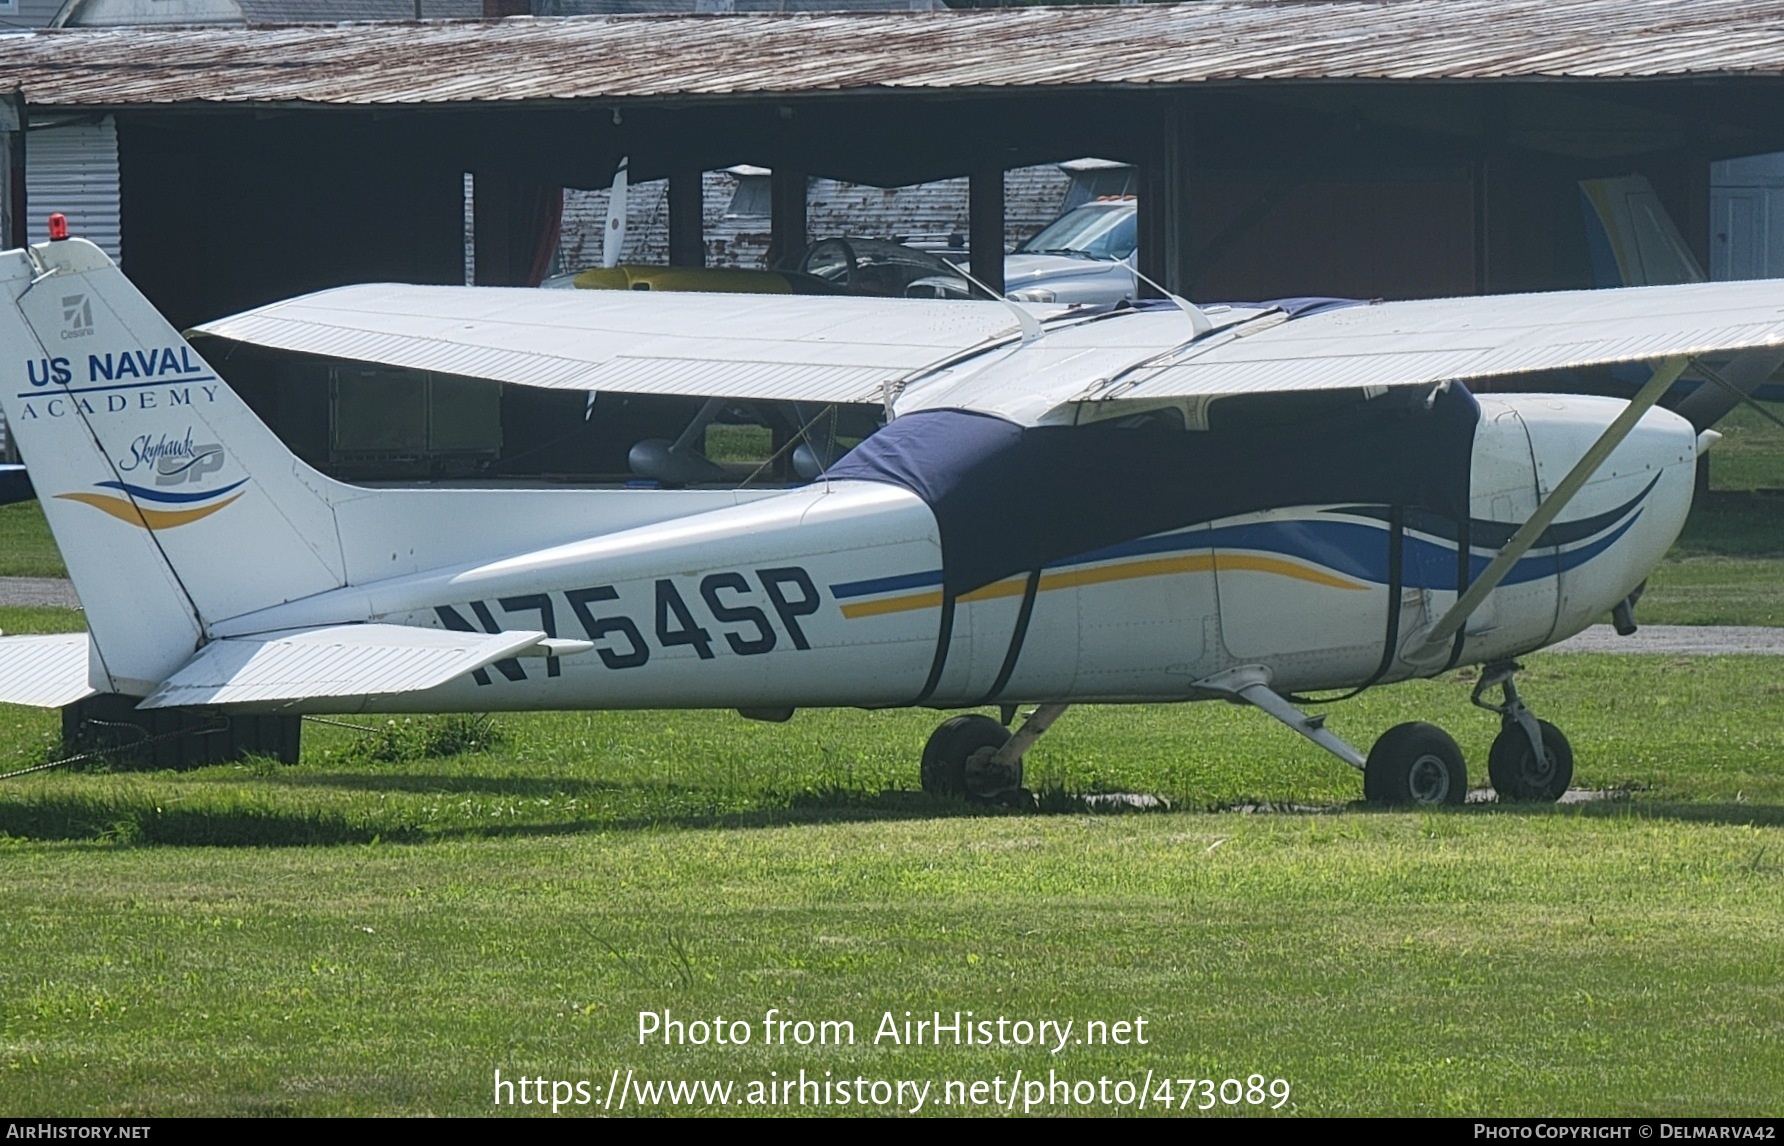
(826, 384), (1480, 596)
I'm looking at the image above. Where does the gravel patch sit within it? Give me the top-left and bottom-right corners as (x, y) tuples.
(1546, 623), (1784, 655)
(0, 577), (80, 609)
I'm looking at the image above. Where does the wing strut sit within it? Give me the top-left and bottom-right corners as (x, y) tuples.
(1417, 355), (1691, 652)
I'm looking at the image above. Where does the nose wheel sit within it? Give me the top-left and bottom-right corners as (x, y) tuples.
(1487, 717), (1573, 801)
(1474, 661), (1573, 802)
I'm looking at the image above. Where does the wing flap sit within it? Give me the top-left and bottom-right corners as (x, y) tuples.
(581, 355), (894, 404)
(0, 633), (96, 708)
(139, 624), (548, 710)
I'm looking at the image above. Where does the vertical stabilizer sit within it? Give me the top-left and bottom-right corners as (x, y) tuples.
(0, 237), (346, 694)
(1580, 176), (1707, 288)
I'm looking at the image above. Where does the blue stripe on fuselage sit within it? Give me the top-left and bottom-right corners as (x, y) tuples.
(827, 500), (1646, 602)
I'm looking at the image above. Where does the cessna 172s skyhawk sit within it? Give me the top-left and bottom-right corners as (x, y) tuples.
(1, 225), (1780, 805)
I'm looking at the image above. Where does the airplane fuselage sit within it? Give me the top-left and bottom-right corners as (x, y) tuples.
(210, 393), (1696, 715)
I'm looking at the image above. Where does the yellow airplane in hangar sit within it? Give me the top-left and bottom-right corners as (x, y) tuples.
(0, 215), (1779, 806)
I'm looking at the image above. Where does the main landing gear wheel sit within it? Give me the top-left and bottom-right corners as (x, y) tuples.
(920, 714), (1022, 803)
(1488, 719), (1573, 803)
(1363, 722), (1468, 807)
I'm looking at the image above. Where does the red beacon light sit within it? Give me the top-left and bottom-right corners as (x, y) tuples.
(47, 213), (68, 241)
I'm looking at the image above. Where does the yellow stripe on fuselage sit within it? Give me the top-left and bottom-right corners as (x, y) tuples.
(56, 491), (243, 530)
(836, 551), (1365, 618)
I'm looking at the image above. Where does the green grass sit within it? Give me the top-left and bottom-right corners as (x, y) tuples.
(0, 501), (67, 578)
(1637, 491), (1784, 625)
(3, 655), (1782, 844)
(1, 653), (1782, 1115)
(0, 605), (84, 635)
(1704, 398), (1784, 491)
(1, 811), (1780, 1116)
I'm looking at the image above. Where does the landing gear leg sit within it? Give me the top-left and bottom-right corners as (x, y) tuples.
(1195, 665), (1467, 807)
(919, 704), (1063, 805)
(1473, 660), (1573, 803)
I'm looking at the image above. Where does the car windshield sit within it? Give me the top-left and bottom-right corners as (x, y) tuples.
(1017, 203), (1138, 260)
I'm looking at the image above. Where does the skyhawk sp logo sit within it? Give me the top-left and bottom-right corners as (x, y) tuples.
(118, 428), (225, 485)
(56, 432), (247, 530)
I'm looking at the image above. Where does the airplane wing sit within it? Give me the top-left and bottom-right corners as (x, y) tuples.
(1041, 280), (1784, 420)
(192, 284), (1047, 407)
(138, 624), (561, 710)
(194, 280), (1784, 427)
(0, 633), (95, 708)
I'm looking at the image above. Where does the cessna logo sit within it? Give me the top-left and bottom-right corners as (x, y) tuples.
(60, 294), (93, 340)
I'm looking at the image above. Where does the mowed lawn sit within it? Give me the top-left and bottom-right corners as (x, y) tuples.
(1, 406), (1783, 1117)
(0, 648), (1781, 1116)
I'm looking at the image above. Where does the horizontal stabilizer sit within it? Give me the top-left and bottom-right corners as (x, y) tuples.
(0, 633), (96, 708)
(139, 624), (550, 710)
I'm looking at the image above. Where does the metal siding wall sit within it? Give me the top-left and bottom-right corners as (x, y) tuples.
(26, 116), (121, 264)
(10, 1), (68, 29)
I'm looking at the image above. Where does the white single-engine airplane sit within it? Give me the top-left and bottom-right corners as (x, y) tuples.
(3, 222), (1782, 805)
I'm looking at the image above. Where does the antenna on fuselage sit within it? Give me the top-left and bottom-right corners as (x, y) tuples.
(1128, 265), (1215, 339)
(949, 262), (1045, 345)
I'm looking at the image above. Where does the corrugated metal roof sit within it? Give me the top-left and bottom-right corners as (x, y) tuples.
(4, 0), (1784, 110)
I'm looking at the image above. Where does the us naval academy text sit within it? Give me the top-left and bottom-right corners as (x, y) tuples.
(639, 1009), (1150, 1054)
(16, 346), (218, 422)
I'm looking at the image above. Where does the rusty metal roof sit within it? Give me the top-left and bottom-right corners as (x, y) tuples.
(4, 0), (1784, 110)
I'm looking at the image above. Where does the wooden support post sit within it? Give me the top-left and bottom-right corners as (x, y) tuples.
(1161, 99), (1193, 296)
(472, 169), (515, 286)
(0, 93), (22, 252)
(969, 164), (1005, 296)
(768, 166), (807, 267)
(667, 168), (705, 268)
(1138, 97), (1192, 296)
(1137, 151), (1166, 299)
(1683, 151), (1712, 277)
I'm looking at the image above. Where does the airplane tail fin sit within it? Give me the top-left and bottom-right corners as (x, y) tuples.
(1579, 176), (1784, 425)
(1580, 175), (1707, 288)
(0, 236), (346, 695)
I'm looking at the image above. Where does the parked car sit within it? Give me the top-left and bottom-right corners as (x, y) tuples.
(1003, 198), (1138, 305)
